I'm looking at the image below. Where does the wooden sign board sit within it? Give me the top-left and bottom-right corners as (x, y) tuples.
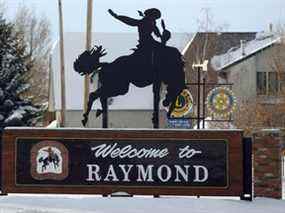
(2, 128), (244, 196)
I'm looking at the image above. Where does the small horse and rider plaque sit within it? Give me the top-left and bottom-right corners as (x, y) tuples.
(29, 140), (69, 181)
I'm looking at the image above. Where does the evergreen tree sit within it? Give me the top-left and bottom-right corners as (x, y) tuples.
(0, 14), (40, 127)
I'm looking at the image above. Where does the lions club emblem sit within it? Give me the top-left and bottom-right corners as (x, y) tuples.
(170, 89), (193, 117)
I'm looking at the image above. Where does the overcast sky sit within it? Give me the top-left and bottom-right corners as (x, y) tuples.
(4, 0), (285, 39)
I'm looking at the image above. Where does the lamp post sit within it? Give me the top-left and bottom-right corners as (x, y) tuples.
(192, 60), (208, 129)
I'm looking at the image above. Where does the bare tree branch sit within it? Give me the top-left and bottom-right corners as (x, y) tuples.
(13, 5), (52, 105)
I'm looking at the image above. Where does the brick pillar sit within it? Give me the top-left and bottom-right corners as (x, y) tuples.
(253, 129), (282, 199)
(0, 129), (2, 191)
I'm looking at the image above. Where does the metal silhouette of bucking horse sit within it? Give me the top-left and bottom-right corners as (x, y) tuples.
(74, 8), (186, 127)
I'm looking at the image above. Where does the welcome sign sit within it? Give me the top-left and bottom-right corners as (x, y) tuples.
(16, 139), (228, 187)
(2, 128), (244, 196)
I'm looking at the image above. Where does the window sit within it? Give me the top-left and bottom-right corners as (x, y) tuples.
(257, 72), (266, 95)
(257, 72), (278, 95)
(268, 72), (278, 94)
(278, 72), (285, 93)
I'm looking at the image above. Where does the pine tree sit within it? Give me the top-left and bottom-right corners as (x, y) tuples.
(0, 14), (40, 127)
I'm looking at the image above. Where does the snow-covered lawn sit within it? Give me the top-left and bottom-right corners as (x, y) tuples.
(0, 195), (285, 213)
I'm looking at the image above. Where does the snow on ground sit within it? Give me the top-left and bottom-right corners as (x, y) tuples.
(0, 195), (285, 213)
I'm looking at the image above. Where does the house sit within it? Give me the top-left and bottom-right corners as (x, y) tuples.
(178, 32), (257, 128)
(181, 32), (257, 116)
(47, 32), (191, 128)
(211, 31), (285, 128)
(212, 32), (285, 102)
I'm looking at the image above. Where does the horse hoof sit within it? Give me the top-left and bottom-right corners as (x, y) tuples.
(96, 109), (103, 117)
(81, 119), (87, 127)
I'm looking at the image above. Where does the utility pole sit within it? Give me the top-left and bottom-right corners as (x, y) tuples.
(58, 0), (66, 127)
(84, 0), (93, 127)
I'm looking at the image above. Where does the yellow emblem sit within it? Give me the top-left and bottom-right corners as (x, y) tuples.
(170, 89), (193, 117)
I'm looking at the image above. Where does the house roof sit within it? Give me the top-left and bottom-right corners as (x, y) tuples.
(188, 32), (257, 60)
(183, 32), (257, 83)
(211, 32), (282, 71)
(50, 32), (192, 110)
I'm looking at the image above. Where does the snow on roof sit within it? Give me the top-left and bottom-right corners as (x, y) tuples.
(181, 32), (197, 56)
(50, 32), (191, 110)
(211, 32), (282, 71)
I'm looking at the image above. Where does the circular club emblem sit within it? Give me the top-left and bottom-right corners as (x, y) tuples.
(170, 89), (194, 117)
(206, 87), (237, 117)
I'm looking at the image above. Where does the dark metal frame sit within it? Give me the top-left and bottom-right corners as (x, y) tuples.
(185, 66), (234, 129)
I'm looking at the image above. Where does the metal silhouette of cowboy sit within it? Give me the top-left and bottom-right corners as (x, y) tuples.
(74, 9), (185, 126)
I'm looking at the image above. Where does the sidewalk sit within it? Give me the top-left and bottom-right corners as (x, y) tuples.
(0, 195), (285, 213)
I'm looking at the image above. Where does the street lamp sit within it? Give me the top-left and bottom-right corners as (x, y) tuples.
(192, 60), (208, 129)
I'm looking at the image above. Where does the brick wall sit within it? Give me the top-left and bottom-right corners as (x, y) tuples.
(253, 129), (283, 199)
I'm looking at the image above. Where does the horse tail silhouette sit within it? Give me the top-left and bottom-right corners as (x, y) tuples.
(74, 46), (107, 76)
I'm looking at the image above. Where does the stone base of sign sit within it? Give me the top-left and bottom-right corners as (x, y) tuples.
(253, 129), (284, 199)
